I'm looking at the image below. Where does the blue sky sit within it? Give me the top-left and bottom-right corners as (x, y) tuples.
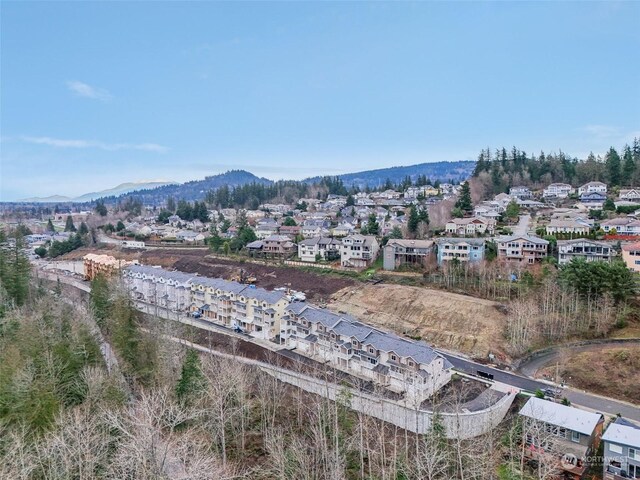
(1, 1), (639, 201)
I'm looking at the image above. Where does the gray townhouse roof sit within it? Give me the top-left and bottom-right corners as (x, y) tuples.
(299, 237), (341, 247)
(361, 331), (440, 365)
(246, 240), (264, 249)
(124, 265), (195, 283)
(387, 239), (434, 249)
(556, 239), (611, 247)
(285, 302), (309, 315)
(331, 319), (374, 341)
(602, 418), (640, 449)
(519, 397), (602, 435)
(242, 287), (286, 304)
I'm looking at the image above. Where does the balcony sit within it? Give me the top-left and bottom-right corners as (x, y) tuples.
(604, 465), (632, 480)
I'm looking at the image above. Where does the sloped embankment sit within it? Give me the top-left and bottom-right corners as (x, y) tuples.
(329, 284), (508, 359)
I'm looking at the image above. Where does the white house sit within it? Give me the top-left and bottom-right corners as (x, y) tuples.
(601, 218), (640, 236)
(298, 237), (342, 263)
(340, 234), (380, 268)
(578, 181), (607, 196)
(445, 217), (496, 236)
(543, 183), (574, 199)
(619, 189), (640, 202)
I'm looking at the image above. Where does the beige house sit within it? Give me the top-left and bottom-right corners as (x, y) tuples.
(545, 219), (590, 235)
(497, 235), (549, 264)
(445, 217), (496, 236)
(622, 242), (640, 273)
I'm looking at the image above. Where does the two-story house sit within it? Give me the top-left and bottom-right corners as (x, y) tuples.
(519, 397), (604, 480)
(262, 234), (296, 257)
(580, 191), (608, 209)
(509, 186), (532, 200)
(602, 218), (640, 236)
(383, 239), (434, 271)
(497, 235), (549, 264)
(445, 217), (496, 236)
(619, 189), (640, 202)
(543, 183), (574, 199)
(340, 234), (380, 269)
(281, 303), (453, 404)
(602, 417), (640, 479)
(435, 238), (485, 265)
(557, 239), (614, 265)
(578, 181), (607, 196)
(298, 237), (342, 263)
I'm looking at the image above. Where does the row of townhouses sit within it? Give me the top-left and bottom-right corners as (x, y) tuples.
(280, 303), (453, 404)
(121, 264), (452, 402)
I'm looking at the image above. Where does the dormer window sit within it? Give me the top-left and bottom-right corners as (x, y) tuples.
(391, 354), (397, 361)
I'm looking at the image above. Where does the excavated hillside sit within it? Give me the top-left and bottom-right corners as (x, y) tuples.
(329, 284), (508, 360)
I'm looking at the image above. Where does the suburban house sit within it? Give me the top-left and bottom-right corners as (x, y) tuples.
(602, 218), (640, 236)
(519, 397), (604, 480)
(509, 186), (532, 200)
(543, 183), (574, 199)
(332, 224), (355, 237)
(497, 235), (549, 264)
(340, 234), (380, 269)
(445, 217), (496, 236)
(255, 219), (279, 239)
(578, 181), (608, 195)
(545, 219), (590, 236)
(383, 239), (434, 271)
(281, 303), (453, 404)
(435, 238), (485, 265)
(580, 191), (608, 209)
(167, 215), (182, 227)
(302, 220), (331, 238)
(298, 237), (342, 263)
(619, 189), (640, 202)
(83, 253), (136, 281)
(602, 417), (640, 480)
(622, 242), (640, 273)
(262, 235), (296, 257)
(176, 230), (206, 243)
(278, 225), (302, 238)
(474, 205), (501, 220)
(557, 239), (615, 265)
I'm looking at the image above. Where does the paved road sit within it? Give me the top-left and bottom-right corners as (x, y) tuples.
(44, 268), (640, 422)
(513, 214), (531, 236)
(437, 349), (640, 421)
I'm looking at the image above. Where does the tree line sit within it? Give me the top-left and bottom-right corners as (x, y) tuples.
(473, 139), (640, 196)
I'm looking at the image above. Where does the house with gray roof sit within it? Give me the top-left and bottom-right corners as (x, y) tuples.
(497, 234), (549, 264)
(281, 303), (452, 404)
(298, 236), (342, 263)
(518, 397), (604, 479)
(340, 234), (380, 269)
(602, 417), (640, 479)
(383, 239), (434, 271)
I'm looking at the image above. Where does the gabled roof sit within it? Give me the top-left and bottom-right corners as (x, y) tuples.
(519, 397), (602, 435)
(602, 418), (640, 449)
(497, 235), (549, 245)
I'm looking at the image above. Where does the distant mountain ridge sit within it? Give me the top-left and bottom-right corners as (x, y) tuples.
(306, 160), (476, 188)
(20, 180), (177, 203)
(17, 161), (475, 204)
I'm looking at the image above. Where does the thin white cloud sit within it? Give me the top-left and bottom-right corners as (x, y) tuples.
(21, 136), (168, 153)
(581, 124), (621, 139)
(66, 80), (112, 101)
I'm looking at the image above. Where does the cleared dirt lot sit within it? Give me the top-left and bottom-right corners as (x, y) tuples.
(328, 283), (508, 359)
(537, 346), (640, 405)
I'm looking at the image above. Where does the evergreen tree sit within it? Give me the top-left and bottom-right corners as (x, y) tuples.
(622, 145), (635, 186)
(283, 216), (297, 227)
(389, 226), (403, 239)
(455, 181), (472, 213)
(78, 222), (89, 236)
(90, 274), (111, 326)
(365, 214), (379, 236)
(94, 200), (108, 217)
(407, 205), (419, 234)
(116, 221), (126, 232)
(64, 216), (77, 232)
(0, 231), (30, 306)
(175, 349), (205, 402)
(46, 219), (56, 232)
(605, 147), (622, 186)
(346, 194), (355, 207)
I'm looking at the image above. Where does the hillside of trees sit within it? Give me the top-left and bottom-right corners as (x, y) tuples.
(472, 139), (640, 196)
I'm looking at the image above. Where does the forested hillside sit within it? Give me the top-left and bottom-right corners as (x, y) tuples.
(472, 138), (640, 196)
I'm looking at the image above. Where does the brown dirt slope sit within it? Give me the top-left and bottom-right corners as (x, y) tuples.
(539, 347), (640, 405)
(329, 284), (507, 359)
(141, 250), (356, 301)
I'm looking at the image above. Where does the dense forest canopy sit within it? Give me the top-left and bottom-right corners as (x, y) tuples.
(472, 139), (640, 196)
